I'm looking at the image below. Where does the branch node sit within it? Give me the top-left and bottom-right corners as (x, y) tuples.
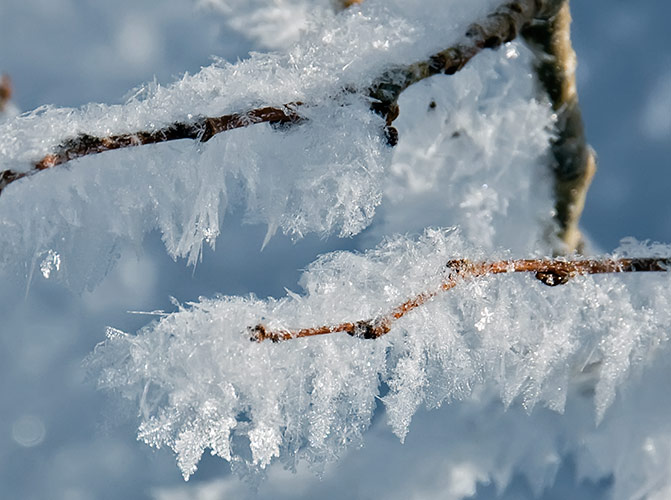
(446, 258), (474, 275)
(348, 318), (392, 339)
(249, 324), (285, 343)
(535, 270), (571, 286)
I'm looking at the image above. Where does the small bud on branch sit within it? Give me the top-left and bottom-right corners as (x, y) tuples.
(250, 257), (671, 342)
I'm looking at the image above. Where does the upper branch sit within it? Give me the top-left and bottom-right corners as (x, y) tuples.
(0, 0), (558, 195)
(251, 256), (671, 342)
(0, 103), (303, 194)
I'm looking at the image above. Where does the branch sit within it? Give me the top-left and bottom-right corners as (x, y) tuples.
(0, 103), (304, 194)
(522, 0), (595, 253)
(0, 0), (558, 195)
(335, 0), (363, 10)
(250, 257), (671, 342)
(0, 74), (11, 113)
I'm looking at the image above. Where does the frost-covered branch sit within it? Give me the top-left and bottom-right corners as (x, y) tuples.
(251, 256), (671, 342)
(522, 0), (595, 252)
(0, 103), (303, 195)
(0, 0), (562, 195)
(90, 229), (671, 479)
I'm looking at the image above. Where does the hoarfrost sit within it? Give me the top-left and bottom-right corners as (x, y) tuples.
(88, 229), (671, 480)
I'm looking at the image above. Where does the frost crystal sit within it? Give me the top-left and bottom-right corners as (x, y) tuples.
(88, 230), (671, 479)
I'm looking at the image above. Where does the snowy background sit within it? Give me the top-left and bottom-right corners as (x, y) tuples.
(1, 0), (670, 499)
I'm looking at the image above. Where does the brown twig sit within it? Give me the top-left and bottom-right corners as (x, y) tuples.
(522, 0), (595, 253)
(250, 257), (671, 342)
(0, 74), (11, 113)
(0, 0), (559, 195)
(0, 104), (303, 195)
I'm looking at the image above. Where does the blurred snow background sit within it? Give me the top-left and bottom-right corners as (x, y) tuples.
(0, 0), (670, 499)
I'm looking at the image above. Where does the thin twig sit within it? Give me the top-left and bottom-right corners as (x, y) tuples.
(522, 0), (596, 253)
(250, 257), (671, 342)
(0, 104), (303, 194)
(0, 0), (558, 195)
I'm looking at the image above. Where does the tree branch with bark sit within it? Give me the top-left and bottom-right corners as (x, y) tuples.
(250, 256), (671, 342)
(0, 74), (11, 113)
(0, 0), (586, 241)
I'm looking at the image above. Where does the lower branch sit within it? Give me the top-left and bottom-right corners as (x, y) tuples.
(250, 257), (671, 342)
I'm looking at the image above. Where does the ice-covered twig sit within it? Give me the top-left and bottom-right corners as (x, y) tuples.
(251, 257), (671, 342)
(522, 0), (596, 252)
(0, 0), (561, 195)
(0, 103), (303, 194)
(0, 74), (11, 113)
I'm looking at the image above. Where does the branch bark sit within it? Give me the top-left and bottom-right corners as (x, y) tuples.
(0, 104), (303, 194)
(0, 74), (11, 113)
(0, 0), (560, 195)
(250, 257), (671, 342)
(522, 0), (596, 253)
